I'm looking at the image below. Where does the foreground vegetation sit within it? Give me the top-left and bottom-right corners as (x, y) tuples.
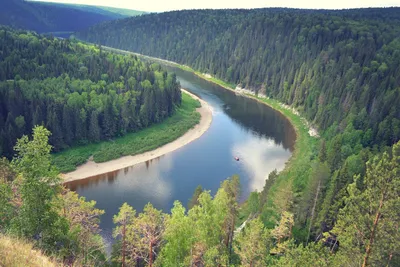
(0, 234), (57, 267)
(1, 126), (398, 266)
(53, 92), (201, 172)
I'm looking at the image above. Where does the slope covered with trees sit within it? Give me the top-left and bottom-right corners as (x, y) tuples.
(76, 8), (400, 265)
(0, 27), (182, 159)
(0, 0), (141, 33)
(78, 8), (400, 147)
(28, 1), (147, 18)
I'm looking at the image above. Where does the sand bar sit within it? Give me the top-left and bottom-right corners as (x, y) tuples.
(62, 89), (212, 183)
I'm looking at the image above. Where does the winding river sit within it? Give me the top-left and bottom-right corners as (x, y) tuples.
(66, 65), (296, 246)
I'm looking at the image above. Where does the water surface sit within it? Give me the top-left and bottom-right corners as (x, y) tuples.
(67, 66), (296, 245)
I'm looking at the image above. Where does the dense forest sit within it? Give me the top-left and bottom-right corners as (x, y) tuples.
(0, 0), (140, 33)
(76, 7), (400, 266)
(0, 27), (182, 158)
(78, 8), (400, 146)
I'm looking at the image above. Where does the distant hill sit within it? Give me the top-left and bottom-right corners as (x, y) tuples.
(0, 0), (145, 33)
(29, 1), (148, 17)
(80, 5), (147, 17)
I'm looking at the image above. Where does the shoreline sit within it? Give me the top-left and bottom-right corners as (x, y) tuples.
(62, 89), (213, 183)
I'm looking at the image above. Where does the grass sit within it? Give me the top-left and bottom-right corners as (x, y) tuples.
(0, 235), (57, 267)
(178, 65), (236, 89)
(52, 93), (201, 173)
(254, 95), (317, 228)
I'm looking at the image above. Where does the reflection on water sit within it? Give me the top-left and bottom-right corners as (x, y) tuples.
(232, 136), (290, 192)
(65, 65), (296, 249)
(68, 156), (166, 191)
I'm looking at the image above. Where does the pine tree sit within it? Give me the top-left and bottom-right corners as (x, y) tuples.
(331, 141), (400, 266)
(234, 218), (270, 267)
(113, 202), (136, 267)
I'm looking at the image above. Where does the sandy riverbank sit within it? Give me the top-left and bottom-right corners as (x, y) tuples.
(62, 89), (213, 183)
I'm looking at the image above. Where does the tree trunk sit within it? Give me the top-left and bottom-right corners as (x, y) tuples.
(386, 252), (393, 267)
(307, 180), (321, 245)
(362, 195), (384, 267)
(122, 223), (126, 267)
(149, 242), (153, 267)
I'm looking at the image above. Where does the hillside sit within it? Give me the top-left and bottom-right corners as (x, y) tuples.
(0, 27), (182, 163)
(28, 1), (148, 17)
(75, 8), (400, 265)
(0, 0), (144, 33)
(77, 8), (400, 145)
(0, 235), (57, 267)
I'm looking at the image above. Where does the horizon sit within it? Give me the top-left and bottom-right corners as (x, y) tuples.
(28, 0), (400, 13)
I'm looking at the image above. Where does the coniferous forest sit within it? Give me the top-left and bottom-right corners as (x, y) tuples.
(0, 6), (400, 267)
(0, 27), (181, 159)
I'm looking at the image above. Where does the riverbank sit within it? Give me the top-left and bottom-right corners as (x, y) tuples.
(89, 45), (318, 225)
(141, 58), (318, 225)
(173, 66), (318, 227)
(60, 89), (212, 182)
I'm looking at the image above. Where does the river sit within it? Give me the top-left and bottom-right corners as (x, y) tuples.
(66, 65), (296, 247)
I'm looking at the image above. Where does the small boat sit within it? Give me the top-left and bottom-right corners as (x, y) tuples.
(234, 156), (240, 161)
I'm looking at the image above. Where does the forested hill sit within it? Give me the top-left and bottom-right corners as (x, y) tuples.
(77, 8), (400, 265)
(0, 0), (142, 33)
(0, 27), (181, 158)
(78, 8), (400, 147)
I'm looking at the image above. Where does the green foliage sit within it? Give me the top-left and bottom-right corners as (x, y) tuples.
(157, 201), (193, 267)
(52, 92), (200, 172)
(0, 158), (15, 229)
(111, 202), (166, 266)
(331, 141), (400, 266)
(247, 192), (260, 216)
(276, 243), (333, 267)
(61, 190), (106, 265)
(0, 27), (182, 161)
(271, 211), (295, 255)
(113, 203), (136, 266)
(234, 218), (271, 267)
(188, 185), (203, 210)
(0, 126), (107, 265)
(9, 126), (69, 253)
(0, 178), (13, 229)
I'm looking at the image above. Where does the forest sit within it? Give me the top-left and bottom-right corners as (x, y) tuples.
(0, 6), (400, 267)
(78, 8), (400, 147)
(0, 27), (182, 159)
(76, 7), (400, 266)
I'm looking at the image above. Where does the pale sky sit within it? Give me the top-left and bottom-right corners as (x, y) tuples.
(31, 0), (400, 12)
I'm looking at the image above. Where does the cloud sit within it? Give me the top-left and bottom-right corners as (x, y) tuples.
(232, 136), (291, 192)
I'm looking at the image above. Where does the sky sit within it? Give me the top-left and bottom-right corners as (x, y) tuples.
(30, 0), (400, 12)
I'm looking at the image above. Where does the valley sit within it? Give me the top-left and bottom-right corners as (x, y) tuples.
(0, 5), (399, 267)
